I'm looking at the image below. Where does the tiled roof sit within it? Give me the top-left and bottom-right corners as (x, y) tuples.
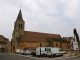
(0, 35), (9, 44)
(0, 35), (3, 37)
(63, 37), (73, 41)
(19, 31), (61, 42)
(0, 40), (7, 44)
(47, 38), (70, 42)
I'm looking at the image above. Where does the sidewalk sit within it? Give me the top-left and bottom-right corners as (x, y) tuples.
(9, 53), (80, 60)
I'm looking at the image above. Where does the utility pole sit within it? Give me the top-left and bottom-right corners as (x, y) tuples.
(40, 43), (42, 56)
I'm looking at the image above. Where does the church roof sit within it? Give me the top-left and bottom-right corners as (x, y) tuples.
(63, 37), (73, 41)
(19, 31), (61, 42)
(16, 9), (23, 20)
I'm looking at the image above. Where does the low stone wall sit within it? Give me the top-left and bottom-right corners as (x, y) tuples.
(63, 50), (80, 57)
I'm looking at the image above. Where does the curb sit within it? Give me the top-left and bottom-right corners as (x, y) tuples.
(9, 53), (80, 60)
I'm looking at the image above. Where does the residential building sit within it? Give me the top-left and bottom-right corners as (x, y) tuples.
(0, 35), (10, 53)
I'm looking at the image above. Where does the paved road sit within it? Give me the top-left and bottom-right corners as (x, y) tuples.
(0, 53), (39, 60)
(0, 53), (80, 60)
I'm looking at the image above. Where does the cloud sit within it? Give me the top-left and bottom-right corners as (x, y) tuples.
(0, 0), (80, 41)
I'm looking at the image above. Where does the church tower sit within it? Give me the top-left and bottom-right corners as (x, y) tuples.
(14, 9), (25, 37)
(11, 9), (25, 53)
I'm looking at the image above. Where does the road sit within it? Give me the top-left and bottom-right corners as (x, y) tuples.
(0, 53), (80, 60)
(0, 53), (39, 60)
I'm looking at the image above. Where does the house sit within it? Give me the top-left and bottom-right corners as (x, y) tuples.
(0, 35), (10, 53)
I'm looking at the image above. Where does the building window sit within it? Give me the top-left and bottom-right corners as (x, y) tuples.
(21, 24), (22, 29)
(19, 24), (20, 28)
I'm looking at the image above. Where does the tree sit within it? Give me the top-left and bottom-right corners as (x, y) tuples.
(73, 28), (79, 43)
(74, 28), (77, 34)
(76, 33), (79, 43)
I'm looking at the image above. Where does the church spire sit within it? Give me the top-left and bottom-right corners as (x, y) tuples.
(17, 9), (23, 20)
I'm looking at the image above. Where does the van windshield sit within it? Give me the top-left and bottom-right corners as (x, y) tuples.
(45, 48), (51, 51)
(45, 48), (49, 51)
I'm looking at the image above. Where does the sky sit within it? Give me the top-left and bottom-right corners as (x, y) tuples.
(0, 0), (80, 41)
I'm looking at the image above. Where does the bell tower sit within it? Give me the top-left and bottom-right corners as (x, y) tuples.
(11, 9), (25, 53)
(14, 9), (25, 37)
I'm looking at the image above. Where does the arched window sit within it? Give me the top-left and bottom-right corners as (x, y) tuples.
(21, 24), (22, 29)
(19, 24), (20, 28)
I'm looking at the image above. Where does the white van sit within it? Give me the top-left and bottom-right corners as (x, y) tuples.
(46, 47), (66, 57)
(23, 50), (34, 55)
(36, 47), (50, 56)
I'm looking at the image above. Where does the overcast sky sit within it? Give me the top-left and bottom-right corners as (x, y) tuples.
(0, 0), (80, 41)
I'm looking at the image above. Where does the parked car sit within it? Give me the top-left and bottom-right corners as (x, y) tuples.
(23, 50), (34, 55)
(28, 50), (35, 55)
(23, 50), (28, 55)
(15, 49), (21, 54)
(31, 50), (36, 56)
(20, 50), (24, 54)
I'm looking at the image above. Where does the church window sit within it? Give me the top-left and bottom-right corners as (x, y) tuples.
(21, 24), (22, 29)
(19, 24), (20, 28)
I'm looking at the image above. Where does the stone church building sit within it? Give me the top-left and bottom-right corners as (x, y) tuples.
(11, 9), (71, 53)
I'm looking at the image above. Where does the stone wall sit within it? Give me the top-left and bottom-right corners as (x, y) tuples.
(63, 50), (80, 57)
(19, 41), (70, 50)
(20, 42), (49, 50)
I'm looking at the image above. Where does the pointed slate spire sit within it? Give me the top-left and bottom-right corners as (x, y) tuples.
(17, 9), (23, 20)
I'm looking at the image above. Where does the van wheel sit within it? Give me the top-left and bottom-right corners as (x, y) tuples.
(53, 54), (56, 57)
(38, 55), (40, 57)
(51, 55), (53, 58)
(42, 53), (45, 57)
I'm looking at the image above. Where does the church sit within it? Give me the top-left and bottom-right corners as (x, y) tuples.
(11, 9), (71, 53)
